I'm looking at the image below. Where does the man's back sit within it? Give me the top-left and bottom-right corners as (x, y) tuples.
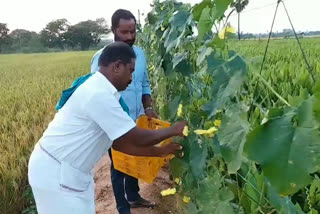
(90, 45), (151, 121)
(39, 72), (135, 173)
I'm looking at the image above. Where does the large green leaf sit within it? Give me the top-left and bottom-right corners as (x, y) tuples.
(169, 10), (190, 31)
(202, 52), (247, 117)
(196, 0), (231, 40)
(198, 6), (213, 40)
(162, 52), (173, 76)
(172, 53), (187, 68)
(266, 179), (305, 214)
(170, 157), (189, 179)
(313, 82), (320, 124)
(218, 104), (250, 174)
(192, 0), (212, 21)
(206, 51), (224, 70)
(168, 95), (180, 119)
(183, 170), (197, 191)
(214, 202), (234, 214)
(184, 202), (198, 214)
(164, 28), (180, 52)
(189, 139), (208, 179)
(197, 45), (212, 66)
(207, 35), (226, 49)
(164, 9), (191, 52)
(212, 0), (232, 20)
(174, 59), (193, 76)
(171, 52), (193, 76)
(244, 98), (320, 196)
(196, 170), (235, 214)
(147, 12), (157, 25)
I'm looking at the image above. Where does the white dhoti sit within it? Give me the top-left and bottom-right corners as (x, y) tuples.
(28, 144), (95, 214)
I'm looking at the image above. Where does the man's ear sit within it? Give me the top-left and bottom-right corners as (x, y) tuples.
(113, 60), (122, 73)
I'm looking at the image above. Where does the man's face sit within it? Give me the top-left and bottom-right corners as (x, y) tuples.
(114, 18), (136, 46)
(116, 58), (135, 91)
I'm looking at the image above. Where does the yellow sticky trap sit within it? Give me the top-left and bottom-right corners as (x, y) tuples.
(183, 126), (189, 136)
(183, 196), (191, 203)
(161, 188), (176, 197)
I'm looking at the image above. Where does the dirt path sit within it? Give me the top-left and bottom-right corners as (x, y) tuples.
(94, 155), (179, 214)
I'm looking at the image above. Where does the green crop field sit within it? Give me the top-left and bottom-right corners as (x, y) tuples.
(0, 51), (94, 213)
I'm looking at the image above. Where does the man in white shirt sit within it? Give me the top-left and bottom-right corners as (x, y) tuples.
(28, 42), (185, 214)
(90, 9), (158, 214)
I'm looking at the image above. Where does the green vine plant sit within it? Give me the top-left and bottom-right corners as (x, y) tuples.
(138, 0), (320, 213)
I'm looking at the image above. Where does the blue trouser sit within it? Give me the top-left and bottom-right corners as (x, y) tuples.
(108, 149), (141, 214)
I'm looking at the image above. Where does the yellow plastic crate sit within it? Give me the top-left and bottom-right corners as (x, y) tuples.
(111, 116), (174, 183)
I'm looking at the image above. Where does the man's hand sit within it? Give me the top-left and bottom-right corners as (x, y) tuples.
(145, 108), (158, 119)
(160, 143), (183, 157)
(171, 121), (188, 137)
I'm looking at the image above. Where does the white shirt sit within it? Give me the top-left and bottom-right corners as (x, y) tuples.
(91, 45), (152, 121)
(39, 72), (136, 173)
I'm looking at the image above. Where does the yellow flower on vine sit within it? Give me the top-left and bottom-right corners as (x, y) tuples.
(183, 126), (189, 136)
(175, 178), (182, 185)
(161, 188), (176, 196)
(208, 133), (215, 138)
(214, 120), (221, 127)
(183, 196), (191, 203)
(219, 25), (236, 39)
(207, 127), (218, 133)
(194, 129), (206, 135)
(194, 126), (218, 135)
(177, 104), (183, 117)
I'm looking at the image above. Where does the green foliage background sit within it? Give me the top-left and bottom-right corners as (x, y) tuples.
(1, 0), (320, 213)
(139, 0), (320, 213)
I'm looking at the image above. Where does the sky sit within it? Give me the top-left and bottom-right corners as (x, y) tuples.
(1, 0), (320, 34)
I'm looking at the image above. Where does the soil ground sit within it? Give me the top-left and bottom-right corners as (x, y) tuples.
(94, 155), (180, 214)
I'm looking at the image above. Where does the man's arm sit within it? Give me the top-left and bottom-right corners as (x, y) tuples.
(113, 121), (185, 148)
(142, 94), (152, 109)
(142, 94), (158, 118)
(85, 92), (185, 155)
(112, 143), (182, 157)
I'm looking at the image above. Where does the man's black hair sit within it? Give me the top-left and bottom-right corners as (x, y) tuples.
(98, 42), (136, 67)
(111, 9), (136, 29)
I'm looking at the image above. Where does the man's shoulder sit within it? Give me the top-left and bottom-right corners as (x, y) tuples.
(93, 46), (105, 57)
(133, 45), (145, 55)
(79, 74), (105, 94)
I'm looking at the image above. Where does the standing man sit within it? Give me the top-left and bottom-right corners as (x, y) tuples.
(91, 9), (157, 214)
(28, 42), (185, 214)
